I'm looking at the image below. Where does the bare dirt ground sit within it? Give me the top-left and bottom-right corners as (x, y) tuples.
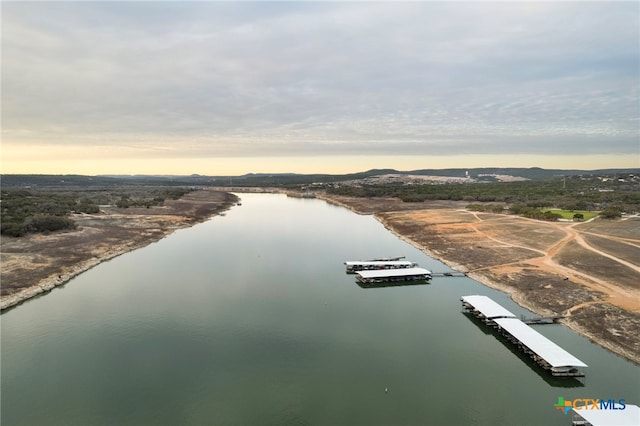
(1, 189), (238, 311)
(319, 194), (640, 365)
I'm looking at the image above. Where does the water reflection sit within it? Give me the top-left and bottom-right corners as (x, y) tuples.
(355, 279), (431, 289)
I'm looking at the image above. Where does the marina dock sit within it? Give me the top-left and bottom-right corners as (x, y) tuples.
(356, 267), (432, 284)
(345, 260), (418, 273)
(461, 295), (587, 378)
(461, 294), (517, 325)
(571, 404), (639, 426)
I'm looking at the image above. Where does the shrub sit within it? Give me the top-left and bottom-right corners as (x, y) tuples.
(116, 197), (131, 208)
(24, 214), (76, 233)
(1, 222), (25, 237)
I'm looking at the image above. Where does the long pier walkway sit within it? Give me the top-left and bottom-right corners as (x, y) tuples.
(431, 272), (467, 278)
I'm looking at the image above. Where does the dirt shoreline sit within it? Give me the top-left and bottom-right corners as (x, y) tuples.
(319, 193), (640, 365)
(1, 189), (238, 311)
(2, 242), (143, 311)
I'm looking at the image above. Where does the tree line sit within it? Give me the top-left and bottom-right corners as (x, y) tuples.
(0, 187), (193, 237)
(327, 175), (639, 219)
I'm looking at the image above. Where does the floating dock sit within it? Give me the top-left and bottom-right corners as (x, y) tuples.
(461, 295), (517, 325)
(345, 260), (418, 273)
(461, 295), (587, 378)
(356, 267), (432, 284)
(571, 404), (639, 426)
(493, 317), (587, 377)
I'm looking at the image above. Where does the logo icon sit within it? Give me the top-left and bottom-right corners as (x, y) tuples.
(554, 397), (626, 414)
(555, 397), (572, 414)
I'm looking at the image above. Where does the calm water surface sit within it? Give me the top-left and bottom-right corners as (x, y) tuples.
(2, 194), (639, 425)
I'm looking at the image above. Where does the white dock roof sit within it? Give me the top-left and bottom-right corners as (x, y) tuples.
(572, 404), (639, 426)
(344, 261), (416, 267)
(494, 318), (587, 368)
(357, 267), (431, 279)
(461, 295), (517, 319)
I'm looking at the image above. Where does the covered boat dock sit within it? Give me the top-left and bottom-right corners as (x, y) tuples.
(461, 295), (587, 378)
(571, 404), (639, 426)
(356, 267), (432, 284)
(345, 260), (418, 273)
(494, 317), (587, 377)
(461, 295), (517, 325)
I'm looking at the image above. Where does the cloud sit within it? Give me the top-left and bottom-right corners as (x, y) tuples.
(2, 1), (638, 167)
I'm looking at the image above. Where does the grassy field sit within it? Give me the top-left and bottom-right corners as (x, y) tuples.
(547, 209), (600, 220)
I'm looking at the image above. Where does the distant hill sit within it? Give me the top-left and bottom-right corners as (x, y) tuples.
(1, 174), (122, 187)
(1, 168), (638, 188)
(0, 174), (212, 187)
(402, 167), (639, 180)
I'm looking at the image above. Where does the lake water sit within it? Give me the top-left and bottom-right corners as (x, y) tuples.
(2, 193), (639, 425)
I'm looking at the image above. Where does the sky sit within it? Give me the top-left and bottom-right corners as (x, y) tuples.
(2, 1), (639, 175)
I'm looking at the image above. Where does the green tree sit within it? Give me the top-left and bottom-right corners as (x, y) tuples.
(600, 207), (622, 219)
